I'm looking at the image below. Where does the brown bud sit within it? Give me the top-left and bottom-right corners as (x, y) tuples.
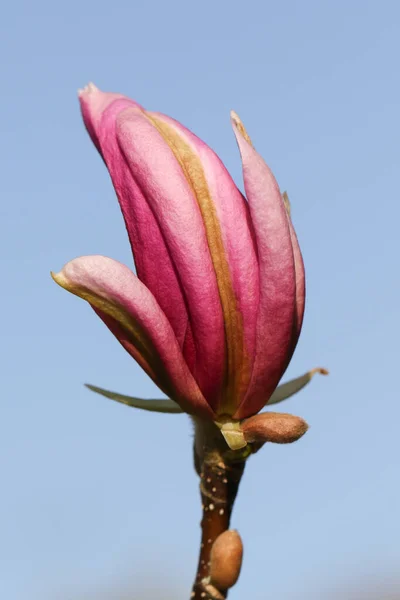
(241, 412), (308, 444)
(209, 530), (243, 591)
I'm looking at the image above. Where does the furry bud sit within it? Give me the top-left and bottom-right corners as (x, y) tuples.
(209, 530), (243, 590)
(241, 412), (308, 444)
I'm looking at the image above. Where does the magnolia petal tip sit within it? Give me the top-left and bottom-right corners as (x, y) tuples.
(50, 269), (60, 283)
(78, 82), (98, 98)
(230, 109), (241, 125)
(50, 269), (68, 289)
(230, 110), (253, 146)
(229, 110), (245, 135)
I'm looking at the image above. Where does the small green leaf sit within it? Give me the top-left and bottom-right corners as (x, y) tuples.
(267, 367), (328, 406)
(85, 384), (183, 414)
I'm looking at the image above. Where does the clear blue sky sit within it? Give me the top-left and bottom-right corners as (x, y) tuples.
(1, 1), (400, 598)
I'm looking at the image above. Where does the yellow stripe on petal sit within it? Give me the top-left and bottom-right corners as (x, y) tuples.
(147, 115), (248, 415)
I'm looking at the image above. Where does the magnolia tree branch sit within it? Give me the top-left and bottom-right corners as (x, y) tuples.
(84, 373), (325, 598)
(191, 420), (247, 600)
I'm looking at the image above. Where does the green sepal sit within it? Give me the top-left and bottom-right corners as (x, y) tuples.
(267, 367), (328, 406)
(85, 384), (183, 414)
(85, 367), (327, 415)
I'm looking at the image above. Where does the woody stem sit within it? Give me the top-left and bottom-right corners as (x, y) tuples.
(190, 419), (247, 600)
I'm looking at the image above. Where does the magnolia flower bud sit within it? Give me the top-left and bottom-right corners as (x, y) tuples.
(53, 84), (306, 423)
(241, 412), (308, 444)
(209, 530), (243, 591)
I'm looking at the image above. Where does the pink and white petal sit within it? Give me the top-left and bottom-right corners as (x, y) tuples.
(231, 115), (297, 419)
(78, 84), (193, 355)
(116, 108), (226, 409)
(51, 255), (213, 419)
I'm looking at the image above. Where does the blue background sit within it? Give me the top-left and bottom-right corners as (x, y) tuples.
(1, 1), (399, 598)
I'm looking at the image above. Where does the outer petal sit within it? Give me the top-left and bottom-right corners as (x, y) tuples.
(289, 222), (305, 336)
(282, 192), (305, 340)
(231, 113), (298, 419)
(78, 84), (195, 370)
(148, 112), (260, 415)
(115, 108), (227, 410)
(51, 255), (213, 419)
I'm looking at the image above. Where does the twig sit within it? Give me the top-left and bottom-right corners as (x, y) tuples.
(191, 419), (247, 599)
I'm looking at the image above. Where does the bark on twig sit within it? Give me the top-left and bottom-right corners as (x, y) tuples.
(191, 419), (247, 600)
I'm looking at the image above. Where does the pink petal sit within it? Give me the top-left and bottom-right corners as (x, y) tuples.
(51, 255), (213, 419)
(115, 107), (227, 410)
(79, 83), (141, 154)
(78, 84), (195, 368)
(149, 112), (260, 415)
(231, 115), (298, 419)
